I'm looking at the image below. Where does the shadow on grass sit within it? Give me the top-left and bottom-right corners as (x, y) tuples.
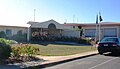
(29, 41), (91, 46)
(29, 41), (49, 46)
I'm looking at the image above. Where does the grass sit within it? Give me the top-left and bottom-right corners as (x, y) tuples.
(12, 44), (97, 56)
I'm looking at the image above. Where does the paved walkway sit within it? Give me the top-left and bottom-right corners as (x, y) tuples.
(36, 50), (98, 65)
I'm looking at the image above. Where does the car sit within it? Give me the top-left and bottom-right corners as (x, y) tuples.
(97, 37), (120, 54)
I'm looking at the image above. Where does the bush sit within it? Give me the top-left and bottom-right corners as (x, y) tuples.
(11, 33), (27, 42)
(0, 42), (12, 61)
(0, 38), (17, 45)
(11, 44), (40, 59)
(31, 36), (92, 44)
(78, 38), (92, 44)
(0, 31), (7, 38)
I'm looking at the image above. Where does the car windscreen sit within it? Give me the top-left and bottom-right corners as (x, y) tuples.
(101, 38), (119, 43)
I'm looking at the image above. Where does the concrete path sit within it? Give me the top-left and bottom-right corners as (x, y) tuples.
(36, 50), (98, 62)
(25, 50), (98, 69)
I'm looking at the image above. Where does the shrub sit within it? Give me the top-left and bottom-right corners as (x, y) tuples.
(0, 42), (11, 61)
(0, 38), (17, 45)
(31, 36), (92, 44)
(11, 33), (27, 42)
(11, 44), (40, 59)
(78, 38), (91, 44)
(0, 31), (7, 38)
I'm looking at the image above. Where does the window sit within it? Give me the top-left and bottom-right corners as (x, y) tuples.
(104, 28), (117, 37)
(85, 29), (96, 37)
(17, 30), (23, 35)
(48, 23), (56, 29)
(101, 38), (119, 43)
(73, 26), (75, 29)
(6, 29), (12, 37)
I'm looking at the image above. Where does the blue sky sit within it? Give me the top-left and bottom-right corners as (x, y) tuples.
(0, 0), (120, 26)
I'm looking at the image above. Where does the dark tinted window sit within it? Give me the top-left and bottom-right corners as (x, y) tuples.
(6, 29), (12, 37)
(101, 38), (119, 42)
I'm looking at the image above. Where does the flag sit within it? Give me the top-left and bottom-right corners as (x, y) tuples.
(96, 14), (98, 24)
(99, 12), (103, 22)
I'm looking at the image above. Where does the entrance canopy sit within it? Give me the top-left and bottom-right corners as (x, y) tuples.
(27, 19), (64, 41)
(27, 19), (64, 29)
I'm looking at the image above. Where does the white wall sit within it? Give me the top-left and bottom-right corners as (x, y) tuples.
(64, 25), (79, 30)
(82, 26), (119, 39)
(62, 29), (80, 38)
(0, 26), (27, 35)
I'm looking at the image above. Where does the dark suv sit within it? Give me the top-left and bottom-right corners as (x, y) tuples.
(97, 37), (120, 54)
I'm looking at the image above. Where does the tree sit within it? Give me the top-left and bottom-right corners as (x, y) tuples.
(0, 31), (7, 38)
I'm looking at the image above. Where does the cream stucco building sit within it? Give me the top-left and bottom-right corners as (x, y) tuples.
(64, 22), (120, 40)
(0, 20), (120, 42)
(0, 25), (27, 41)
(27, 20), (120, 41)
(0, 25), (27, 36)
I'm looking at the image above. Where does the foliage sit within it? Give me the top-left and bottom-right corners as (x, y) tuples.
(0, 30), (27, 43)
(0, 31), (7, 38)
(31, 36), (92, 44)
(0, 38), (17, 45)
(11, 44), (40, 59)
(0, 42), (12, 61)
(11, 33), (27, 42)
(55, 36), (91, 44)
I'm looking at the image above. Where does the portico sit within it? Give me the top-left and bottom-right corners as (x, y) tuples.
(27, 19), (64, 41)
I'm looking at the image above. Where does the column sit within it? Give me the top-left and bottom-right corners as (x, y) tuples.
(41, 28), (42, 36)
(60, 29), (62, 37)
(27, 27), (31, 42)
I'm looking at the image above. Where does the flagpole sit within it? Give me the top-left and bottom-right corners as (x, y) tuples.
(95, 14), (98, 44)
(99, 21), (101, 42)
(34, 9), (36, 22)
(95, 23), (98, 43)
(98, 11), (103, 42)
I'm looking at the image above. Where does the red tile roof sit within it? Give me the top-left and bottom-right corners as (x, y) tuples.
(64, 22), (120, 27)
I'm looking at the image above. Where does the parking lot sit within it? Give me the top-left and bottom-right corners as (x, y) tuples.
(44, 53), (120, 69)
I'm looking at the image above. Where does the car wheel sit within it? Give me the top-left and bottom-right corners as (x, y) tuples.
(99, 52), (103, 55)
(98, 50), (104, 55)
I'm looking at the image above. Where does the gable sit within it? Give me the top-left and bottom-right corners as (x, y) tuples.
(29, 20), (64, 29)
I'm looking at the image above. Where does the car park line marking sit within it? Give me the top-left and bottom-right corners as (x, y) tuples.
(88, 57), (119, 69)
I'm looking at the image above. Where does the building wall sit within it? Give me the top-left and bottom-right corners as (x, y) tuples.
(0, 26), (27, 35)
(28, 20), (120, 41)
(64, 25), (79, 30)
(82, 26), (119, 39)
(118, 26), (120, 37)
(62, 25), (80, 38)
(62, 29), (80, 38)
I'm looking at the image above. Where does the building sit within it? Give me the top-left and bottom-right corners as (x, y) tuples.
(27, 20), (120, 41)
(0, 25), (27, 41)
(64, 22), (120, 40)
(0, 20), (120, 42)
(27, 19), (64, 41)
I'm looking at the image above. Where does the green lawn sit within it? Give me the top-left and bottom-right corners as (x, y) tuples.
(13, 44), (97, 56)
